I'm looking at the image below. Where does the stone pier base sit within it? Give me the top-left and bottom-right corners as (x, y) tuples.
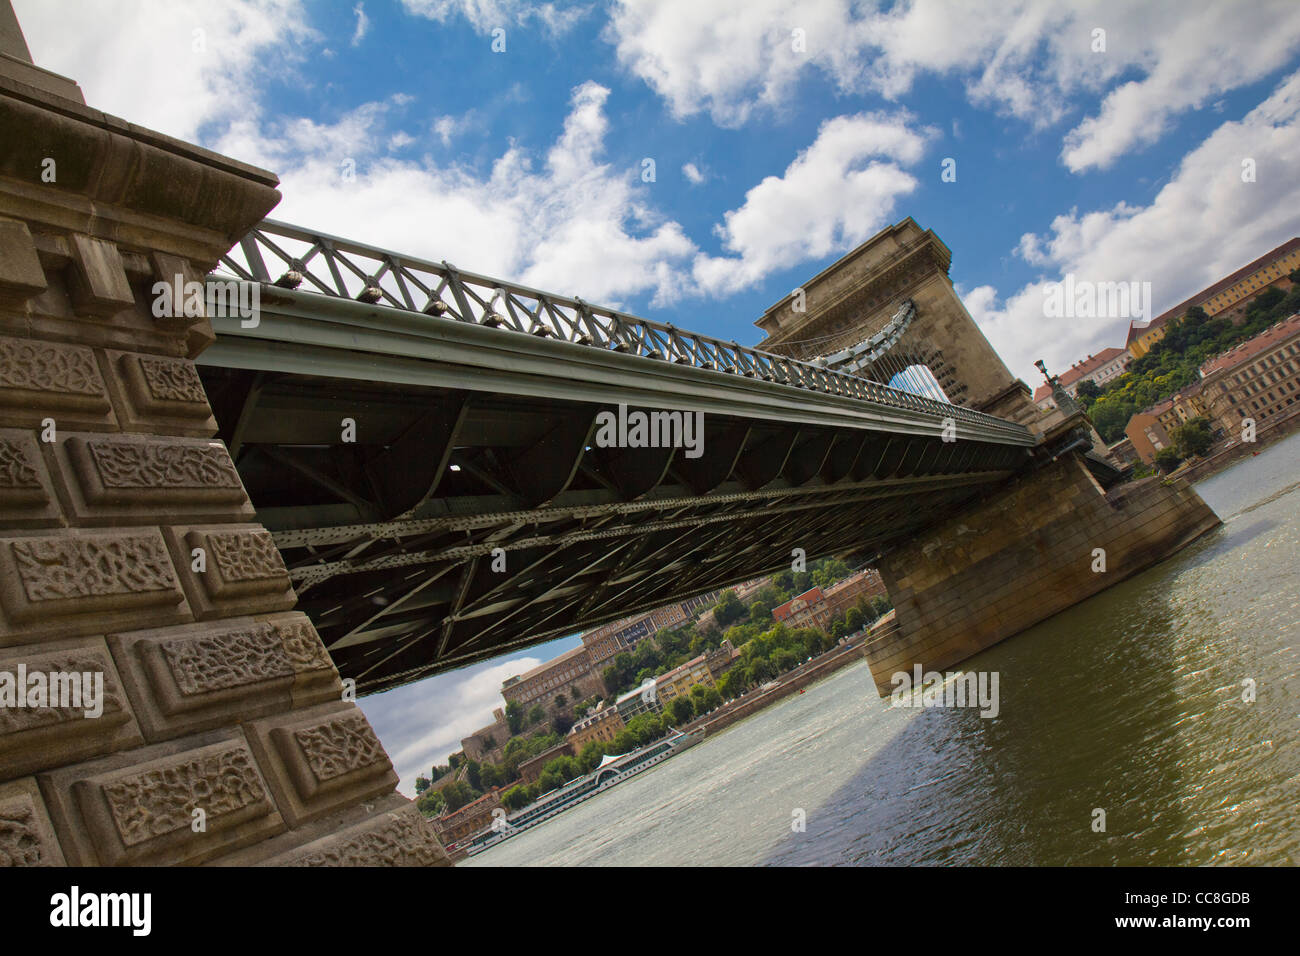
(866, 452), (1222, 695)
(0, 44), (450, 865)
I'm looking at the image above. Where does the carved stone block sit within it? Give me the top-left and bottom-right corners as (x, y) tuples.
(245, 701), (398, 828)
(0, 335), (117, 431)
(268, 804), (451, 867)
(47, 431), (254, 525)
(0, 218), (47, 305)
(163, 524), (296, 620)
(37, 728), (284, 866)
(107, 613), (342, 742)
(101, 349), (218, 437)
(0, 528), (191, 645)
(0, 428), (62, 527)
(0, 777), (66, 866)
(0, 636), (142, 780)
(66, 234), (134, 317)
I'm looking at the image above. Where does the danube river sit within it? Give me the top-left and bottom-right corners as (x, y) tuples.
(463, 434), (1300, 866)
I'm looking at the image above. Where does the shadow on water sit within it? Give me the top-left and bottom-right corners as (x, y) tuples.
(761, 501), (1299, 866)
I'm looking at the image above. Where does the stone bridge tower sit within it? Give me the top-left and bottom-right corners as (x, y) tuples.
(756, 218), (1041, 427)
(0, 5), (447, 866)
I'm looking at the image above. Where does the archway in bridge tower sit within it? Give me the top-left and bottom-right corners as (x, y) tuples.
(884, 362), (949, 403)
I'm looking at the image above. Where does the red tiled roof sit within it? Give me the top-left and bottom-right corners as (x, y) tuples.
(1200, 313), (1300, 377)
(1032, 346), (1127, 402)
(772, 586), (825, 621)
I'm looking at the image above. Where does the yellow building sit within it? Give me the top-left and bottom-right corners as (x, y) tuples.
(567, 704), (626, 751)
(1127, 237), (1300, 360)
(655, 655), (715, 703)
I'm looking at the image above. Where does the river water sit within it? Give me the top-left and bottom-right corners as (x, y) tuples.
(462, 434), (1300, 866)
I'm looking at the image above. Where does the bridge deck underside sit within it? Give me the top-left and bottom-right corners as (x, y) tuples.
(200, 365), (1029, 695)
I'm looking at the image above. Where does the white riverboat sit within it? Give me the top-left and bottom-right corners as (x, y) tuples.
(464, 727), (703, 856)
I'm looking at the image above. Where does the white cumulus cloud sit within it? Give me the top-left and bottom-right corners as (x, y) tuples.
(968, 68), (1300, 382)
(605, 0), (1300, 172)
(692, 112), (931, 296)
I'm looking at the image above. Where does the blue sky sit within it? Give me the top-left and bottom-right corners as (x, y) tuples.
(17, 0), (1300, 792)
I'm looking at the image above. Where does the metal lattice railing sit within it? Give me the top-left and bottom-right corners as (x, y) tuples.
(216, 219), (1030, 437)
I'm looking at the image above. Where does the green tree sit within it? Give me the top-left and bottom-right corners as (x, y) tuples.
(1171, 416), (1213, 459)
(1089, 400), (1131, 444)
(747, 657), (773, 685)
(845, 607), (865, 632)
(715, 590), (746, 628)
(505, 699), (523, 735)
(414, 775), (430, 794)
(527, 704), (545, 726)
(465, 760), (482, 792)
(691, 684), (722, 713)
(1154, 446), (1183, 473)
(665, 696), (694, 726)
(440, 781), (477, 813)
(1075, 379), (1102, 403)
(416, 789), (445, 818)
(501, 785), (531, 811)
(554, 694), (567, 709)
(578, 741), (606, 773)
(772, 646), (800, 673)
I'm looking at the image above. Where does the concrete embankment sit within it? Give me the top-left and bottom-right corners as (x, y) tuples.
(1176, 407), (1300, 484)
(683, 637), (873, 738)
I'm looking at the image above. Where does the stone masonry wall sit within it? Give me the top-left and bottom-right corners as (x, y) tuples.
(865, 453), (1222, 696)
(0, 67), (448, 865)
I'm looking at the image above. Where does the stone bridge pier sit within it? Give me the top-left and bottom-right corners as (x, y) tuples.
(864, 449), (1221, 695)
(0, 18), (447, 866)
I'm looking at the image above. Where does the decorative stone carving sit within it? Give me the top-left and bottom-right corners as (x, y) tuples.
(274, 805), (451, 867)
(161, 626), (294, 697)
(103, 350), (218, 437)
(0, 529), (190, 645)
(39, 731), (284, 866)
(13, 535), (174, 604)
(291, 711), (387, 790)
(0, 796), (48, 865)
(106, 614), (341, 742)
(165, 524), (295, 620)
(0, 779), (65, 866)
(0, 638), (142, 779)
(210, 531), (284, 584)
(138, 356), (207, 404)
(99, 746), (265, 848)
(245, 702), (397, 828)
(0, 437), (39, 490)
(90, 440), (239, 489)
(51, 433), (253, 524)
(0, 335), (116, 431)
(0, 429), (60, 527)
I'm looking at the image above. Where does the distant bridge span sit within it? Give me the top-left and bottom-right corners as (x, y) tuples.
(198, 220), (1042, 694)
